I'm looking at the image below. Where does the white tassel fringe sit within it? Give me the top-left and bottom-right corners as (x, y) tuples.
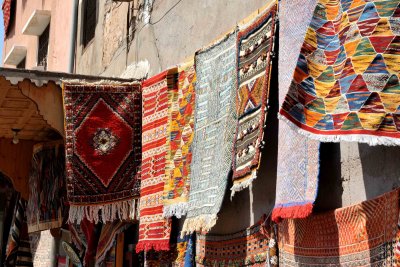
(230, 169), (258, 199)
(68, 199), (138, 224)
(181, 214), (217, 238)
(278, 113), (400, 146)
(163, 202), (189, 219)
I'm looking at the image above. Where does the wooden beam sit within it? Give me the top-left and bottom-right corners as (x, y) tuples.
(116, 232), (125, 267)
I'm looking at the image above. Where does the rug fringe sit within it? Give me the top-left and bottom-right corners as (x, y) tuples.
(271, 203), (313, 223)
(278, 113), (400, 146)
(135, 239), (170, 253)
(230, 169), (258, 199)
(68, 199), (138, 224)
(181, 214), (218, 238)
(163, 202), (188, 219)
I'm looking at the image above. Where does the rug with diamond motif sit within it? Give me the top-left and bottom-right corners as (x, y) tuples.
(231, 1), (277, 196)
(63, 82), (141, 224)
(280, 0), (400, 145)
(279, 188), (400, 266)
(163, 61), (196, 219)
(136, 70), (177, 252)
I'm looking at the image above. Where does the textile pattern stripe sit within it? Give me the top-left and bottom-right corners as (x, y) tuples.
(279, 188), (400, 266)
(280, 0), (400, 145)
(26, 140), (65, 233)
(163, 61), (196, 218)
(5, 198), (33, 267)
(63, 83), (141, 224)
(273, 0), (320, 223)
(2, 0), (12, 36)
(181, 31), (238, 236)
(196, 221), (270, 266)
(231, 2), (277, 196)
(95, 221), (129, 266)
(136, 70), (177, 252)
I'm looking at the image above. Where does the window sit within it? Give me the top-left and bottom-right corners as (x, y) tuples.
(37, 24), (50, 70)
(16, 57), (26, 69)
(82, 0), (97, 47)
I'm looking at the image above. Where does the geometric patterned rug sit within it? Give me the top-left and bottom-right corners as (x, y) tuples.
(26, 140), (65, 233)
(136, 70), (176, 252)
(163, 61), (196, 219)
(231, 1), (277, 196)
(279, 188), (400, 266)
(272, 0), (320, 222)
(280, 0), (400, 145)
(182, 31), (238, 236)
(63, 82), (141, 224)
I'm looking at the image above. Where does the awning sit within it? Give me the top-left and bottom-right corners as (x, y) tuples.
(0, 67), (136, 141)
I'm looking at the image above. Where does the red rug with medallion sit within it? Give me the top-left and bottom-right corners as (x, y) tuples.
(63, 82), (141, 224)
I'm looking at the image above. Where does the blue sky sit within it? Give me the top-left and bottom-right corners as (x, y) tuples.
(0, 10), (4, 63)
(0, 11), (4, 63)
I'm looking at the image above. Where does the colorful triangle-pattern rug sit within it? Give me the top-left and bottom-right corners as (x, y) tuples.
(136, 70), (177, 252)
(163, 61), (196, 219)
(231, 1), (277, 196)
(26, 140), (65, 233)
(181, 31), (238, 236)
(280, 0), (400, 146)
(279, 188), (400, 266)
(63, 82), (141, 224)
(272, 0), (320, 223)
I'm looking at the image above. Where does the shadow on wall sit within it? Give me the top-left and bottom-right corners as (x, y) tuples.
(358, 143), (400, 200)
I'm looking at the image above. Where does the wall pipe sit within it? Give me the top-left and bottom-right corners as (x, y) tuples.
(68, 0), (79, 73)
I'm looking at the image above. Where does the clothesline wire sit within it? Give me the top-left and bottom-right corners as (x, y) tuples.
(99, 0), (184, 75)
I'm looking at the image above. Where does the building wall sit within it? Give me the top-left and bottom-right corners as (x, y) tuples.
(3, 0), (74, 72)
(74, 0), (400, 234)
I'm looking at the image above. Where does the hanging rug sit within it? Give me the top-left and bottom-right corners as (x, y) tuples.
(63, 82), (141, 224)
(136, 70), (177, 252)
(231, 1), (277, 196)
(279, 188), (400, 266)
(26, 140), (65, 233)
(163, 61), (196, 218)
(181, 30), (238, 236)
(280, 0), (400, 145)
(272, 0), (320, 223)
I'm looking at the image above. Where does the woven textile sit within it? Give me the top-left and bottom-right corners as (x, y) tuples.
(95, 221), (129, 266)
(137, 70), (176, 252)
(26, 140), (65, 233)
(280, 0), (400, 145)
(63, 83), (141, 224)
(272, 0), (320, 222)
(175, 234), (195, 267)
(163, 62), (196, 218)
(2, 0), (13, 36)
(182, 31), (238, 235)
(196, 221), (271, 266)
(231, 2), (277, 196)
(279, 189), (400, 266)
(5, 198), (33, 267)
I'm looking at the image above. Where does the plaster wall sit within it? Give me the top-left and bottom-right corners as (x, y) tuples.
(3, 0), (74, 72)
(74, 0), (400, 234)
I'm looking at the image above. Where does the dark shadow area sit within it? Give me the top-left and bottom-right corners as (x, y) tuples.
(359, 143), (400, 201)
(314, 142), (343, 212)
